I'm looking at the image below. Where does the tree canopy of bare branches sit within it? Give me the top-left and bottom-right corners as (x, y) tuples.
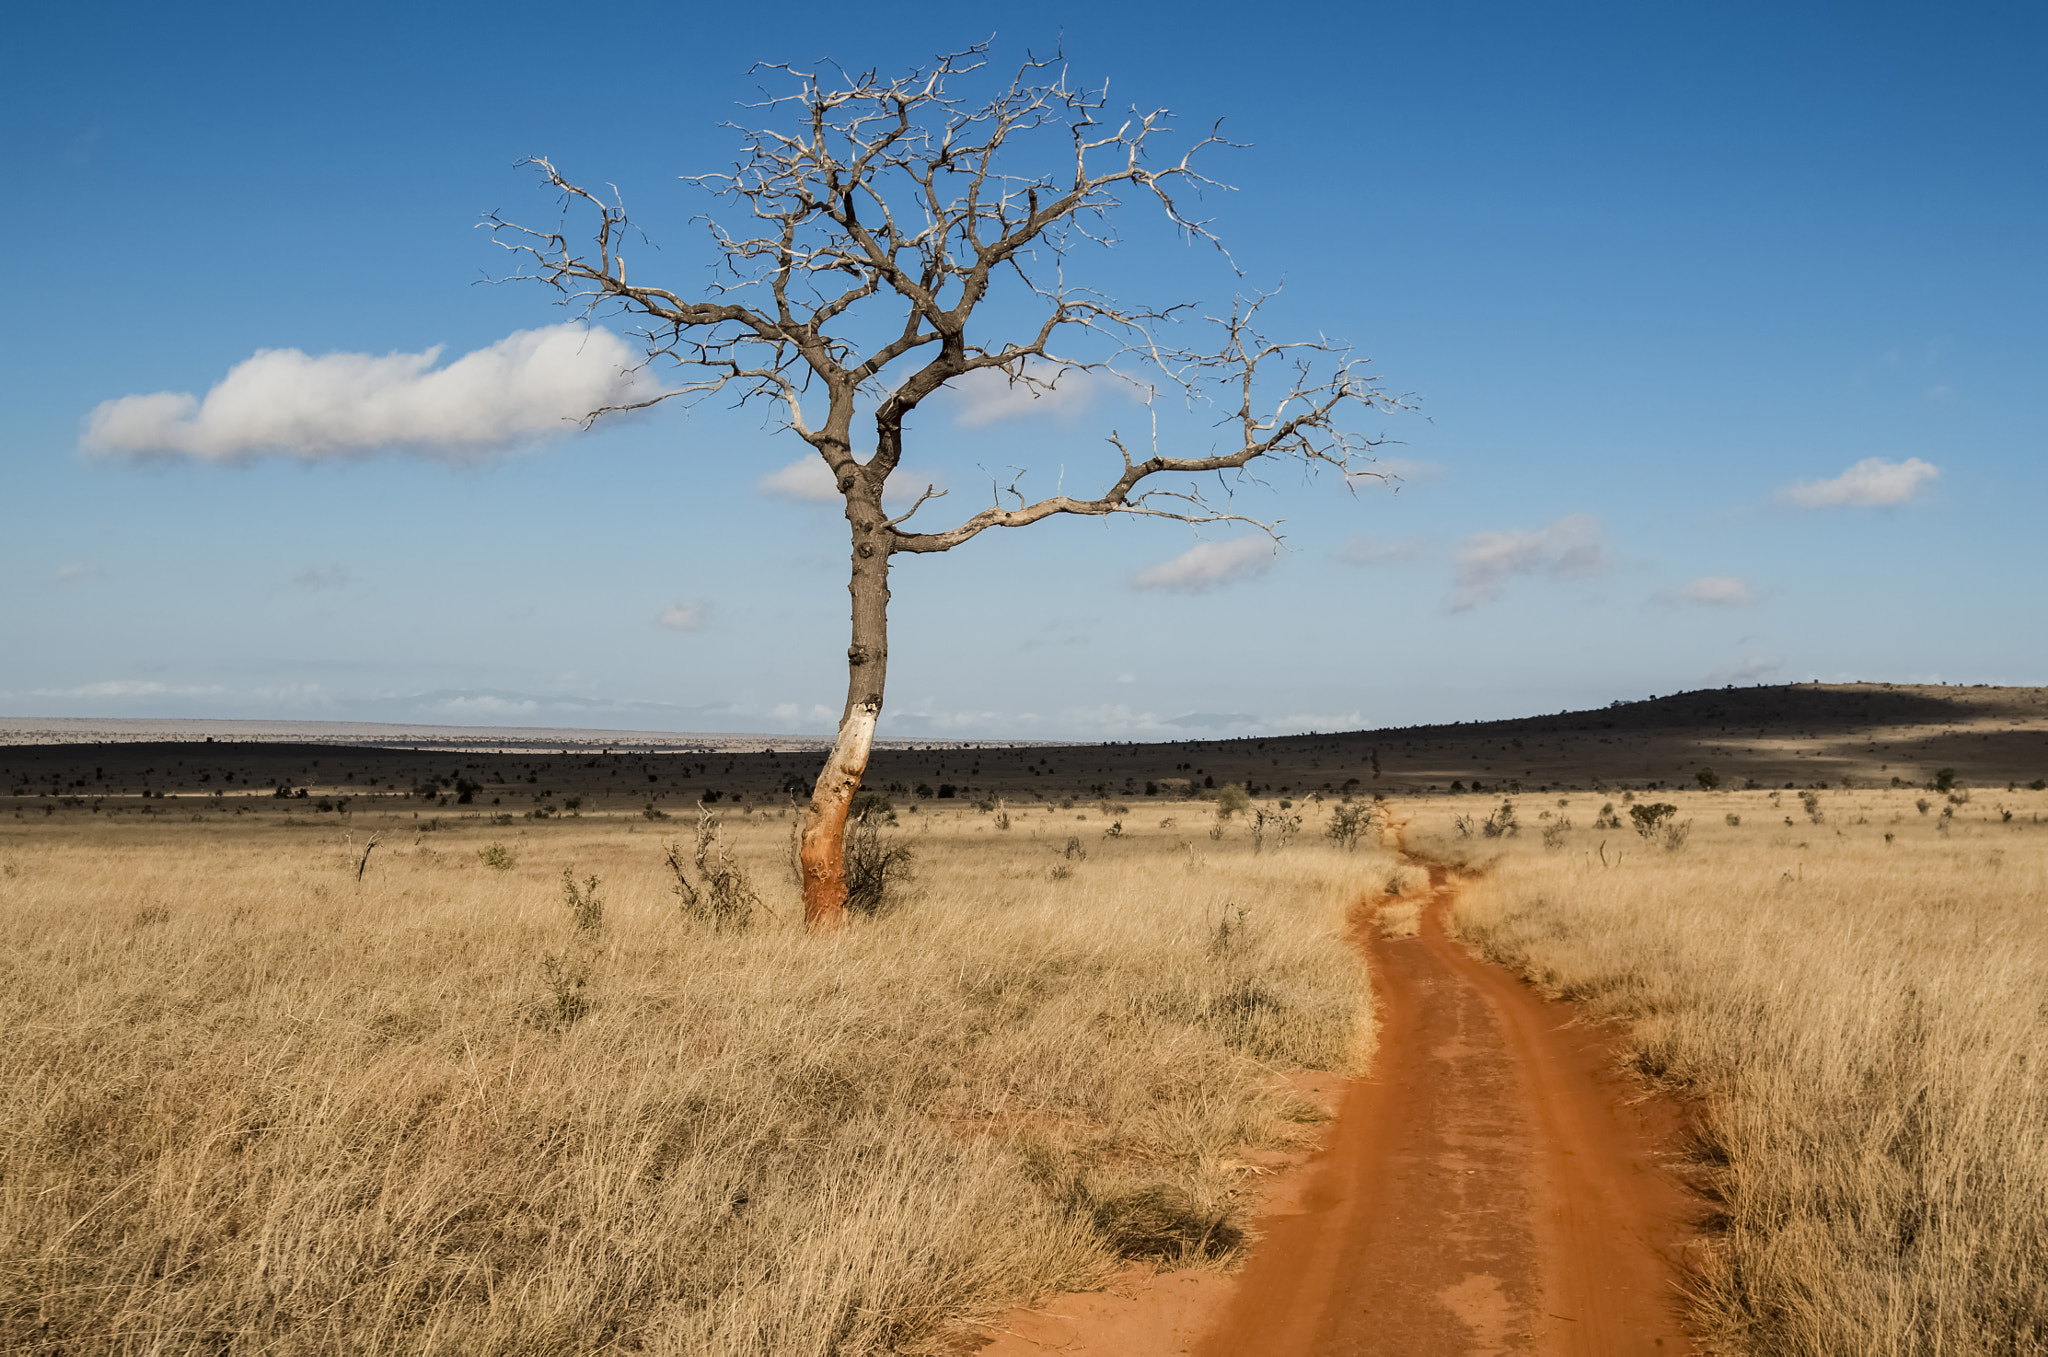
(489, 45), (1406, 929)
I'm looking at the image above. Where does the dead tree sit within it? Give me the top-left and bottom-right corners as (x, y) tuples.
(489, 47), (1404, 931)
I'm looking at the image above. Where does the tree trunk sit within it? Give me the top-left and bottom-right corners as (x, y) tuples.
(798, 483), (893, 931)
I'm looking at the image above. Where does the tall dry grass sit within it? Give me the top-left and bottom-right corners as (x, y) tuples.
(0, 803), (1378, 1354)
(1425, 787), (2048, 1355)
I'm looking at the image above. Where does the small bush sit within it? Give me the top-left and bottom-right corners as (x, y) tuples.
(1249, 807), (1301, 854)
(1326, 801), (1377, 852)
(844, 810), (915, 916)
(850, 790), (896, 825)
(1214, 784), (1252, 820)
(1629, 803), (1678, 838)
(561, 870), (603, 932)
(1207, 903), (1253, 958)
(665, 810), (760, 931)
(1696, 767), (1721, 790)
(477, 842), (516, 871)
(529, 953), (591, 1029)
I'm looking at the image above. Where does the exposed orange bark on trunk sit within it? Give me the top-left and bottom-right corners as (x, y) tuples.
(799, 701), (878, 931)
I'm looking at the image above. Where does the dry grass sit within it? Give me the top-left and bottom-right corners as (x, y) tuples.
(0, 802), (1379, 1355)
(1422, 786), (2048, 1355)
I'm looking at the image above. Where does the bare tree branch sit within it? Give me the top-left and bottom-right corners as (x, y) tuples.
(485, 46), (1408, 929)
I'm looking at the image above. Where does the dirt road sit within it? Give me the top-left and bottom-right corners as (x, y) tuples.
(1195, 863), (1698, 1356)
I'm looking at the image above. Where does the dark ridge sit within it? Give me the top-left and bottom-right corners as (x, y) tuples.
(5, 683), (2045, 817)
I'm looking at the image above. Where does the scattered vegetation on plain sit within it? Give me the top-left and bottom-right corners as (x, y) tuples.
(0, 802), (1377, 1355)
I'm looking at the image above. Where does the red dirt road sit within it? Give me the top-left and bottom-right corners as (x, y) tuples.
(1196, 864), (1698, 1356)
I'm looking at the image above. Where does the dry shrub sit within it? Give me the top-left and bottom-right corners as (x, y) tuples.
(1377, 901), (1422, 939)
(0, 808), (1377, 1355)
(665, 808), (761, 930)
(1432, 788), (2048, 1355)
(843, 809), (915, 916)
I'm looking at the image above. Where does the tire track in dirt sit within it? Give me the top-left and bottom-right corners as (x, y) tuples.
(1196, 855), (1699, 1356)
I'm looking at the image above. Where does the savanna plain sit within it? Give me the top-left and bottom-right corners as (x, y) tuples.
(4, 686), (2046, 1356)
(0, 797), (1377, 1355)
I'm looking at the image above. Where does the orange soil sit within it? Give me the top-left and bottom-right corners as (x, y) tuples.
(974, 862), (1701, 1356)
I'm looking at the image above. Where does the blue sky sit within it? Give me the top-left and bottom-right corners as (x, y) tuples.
(4, 0), (2042, 739)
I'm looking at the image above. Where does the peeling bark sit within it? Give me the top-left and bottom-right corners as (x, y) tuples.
(799, 700), (877, 931)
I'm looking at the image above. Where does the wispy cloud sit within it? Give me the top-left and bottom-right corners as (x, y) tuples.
(1131, 537), (1277, 593)
(1661, 575), (1754, 607)
(656, 600), (712, 632)
(1449, 513), (1604, 611)
(1781, 457), (1938, 508)
(291, 566), (350, 591)
(944, 362), (1140, 429)
(1338, 535), (1424, 567)
(758, 456), (838, 501)
(81, 325), (661, 463)
(27, 679), (227, 699)
(757, 456), (942, 511)
(55, 562), (104, 585)
(1721, 654), (1785, 684)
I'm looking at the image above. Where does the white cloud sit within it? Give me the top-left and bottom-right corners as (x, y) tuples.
(1724, 654), (1785, 684)
(433, 695), (540, 718)
(944, 362), (1139, 429)
(55, 562), (103, 585)
(769, 701), (840, 727)
(292, 566), (350, 591)
(656, 600), (712, 632)
(758, 457), (839, 501)
(59, 680), (167, 698)
(1664, 575), (1754, 607)
(27, 679), (229, 699)
(1339, 535), (1423, 567)
(80, 324), (662, 463)
(1449, 513), (1604, 611)
(1131, 537), (1277, 593)
(756, 456), (947, 517)
(1781, 457), (1938, 508)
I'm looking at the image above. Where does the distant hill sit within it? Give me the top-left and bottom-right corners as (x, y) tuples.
(5, 683), (2044, 813)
